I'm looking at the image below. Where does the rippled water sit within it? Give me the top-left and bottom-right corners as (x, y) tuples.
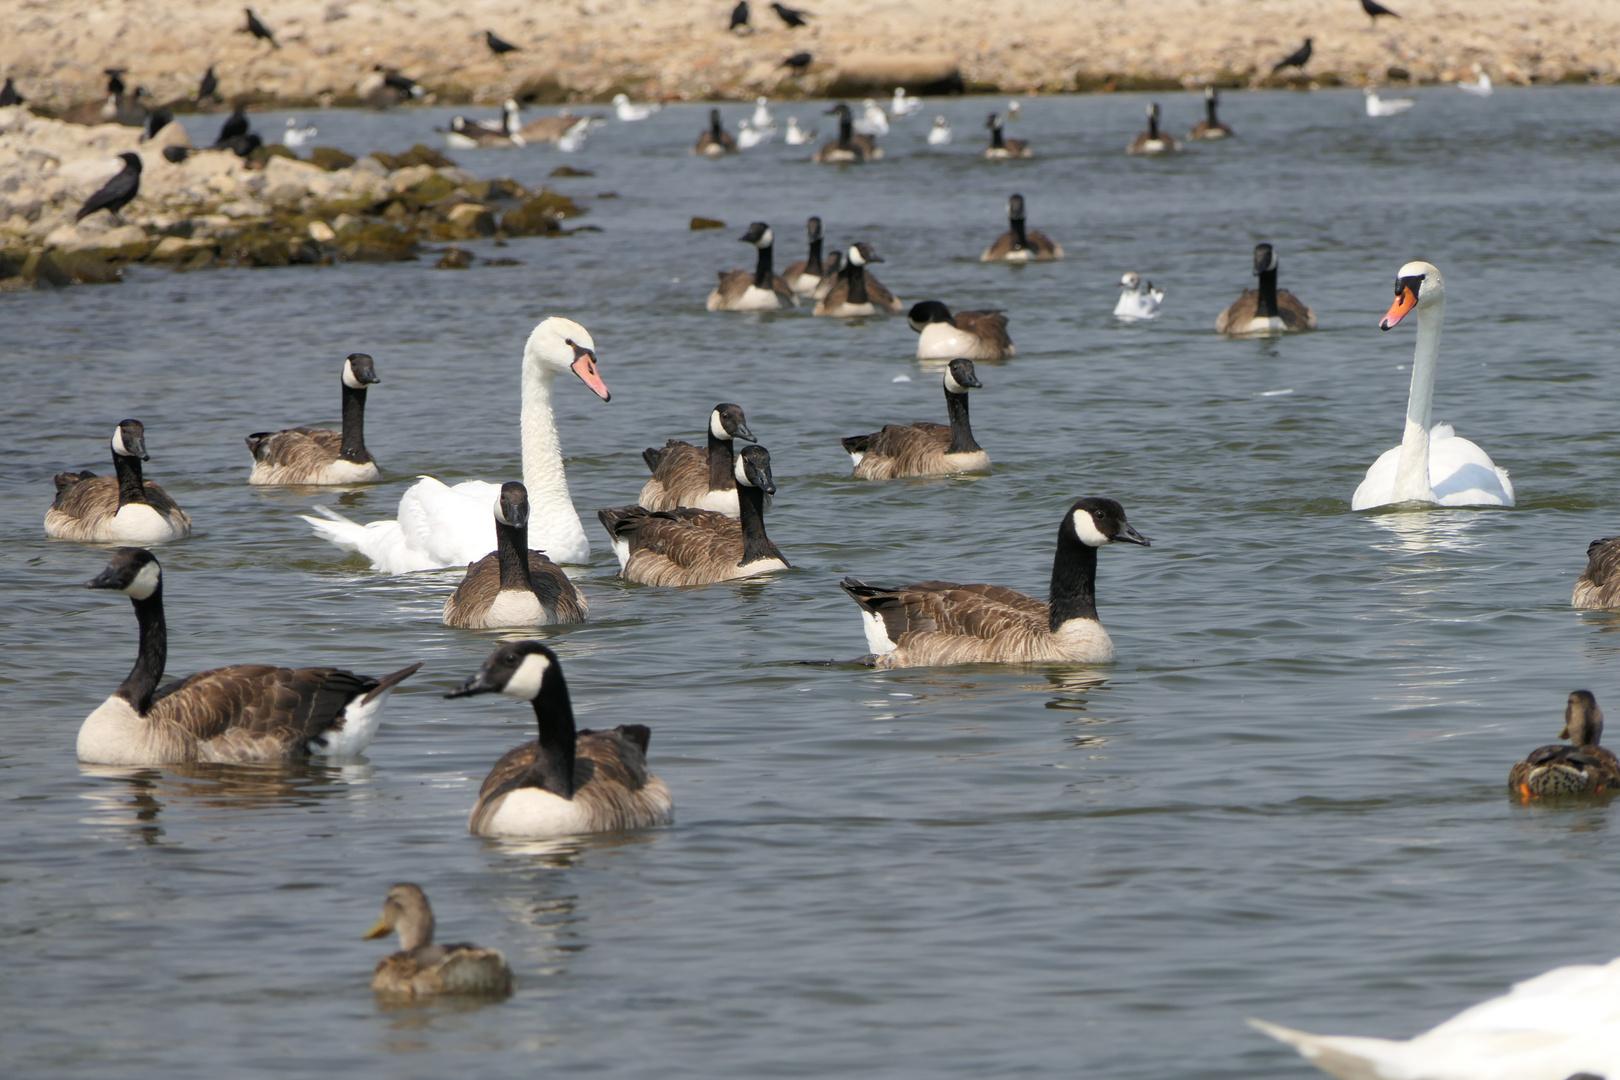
(5, 87), (1620, 1078)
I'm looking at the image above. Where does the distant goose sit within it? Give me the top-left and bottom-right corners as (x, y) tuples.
(782, 216), (825, 295)
(515, 102), (585, 144)
(855, 98), (889, 136)
(1351, 261), (1513, 510)
(736, 118), (773, 149)
(612, 93), (659, 121)
(840, 497), (1150, 668)
(983, 112), (1031, 159)
(841, 358), (988, 480)
(599, 445), (788, 586)
(813, 241), (903, 317)
(639, 404), (758, 515)
(365, 883), (512, 998)
(926, 115), (952, 145)
(694, 108), (737, 156)
(1187, 86), (1233, 140)
(1215, 242), (1316, 336)
(443, 483), (588, 628)
(814, 102), (882, 163)
(1457, 64), (1493, 96)
(1113, 272), (1164, 321)
(907, 300), (1014, 361)
(707, 222), (798, 311)
(783, 116), (815, 145)
(1364, 87), (1415, 116)
(1573, 538), (1620, 609)
(78, 547), (419, 765)
(282, 116), (317, 147)
(751, 96), (774, 128)
(47, 419), (191, 543)
(451, 640), (673, 837)
(890, 87), (922, 117)
(1126, 103), (1180, 154)
(980, 193), (1062, 262)
(246, 352), (382, 486)
(1508, 691), (1620, 799)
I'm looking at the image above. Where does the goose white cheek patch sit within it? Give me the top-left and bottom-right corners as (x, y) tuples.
(342, 362), (366, 389)
(1071, 510), (1110, 547)
(111, 427), (130, 456)
(124, 561), (161, 600)
(710, 411), (728, 439)
(501, 653), (551, 699)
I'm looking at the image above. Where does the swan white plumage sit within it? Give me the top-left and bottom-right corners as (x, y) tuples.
(1249, 952), (1620, 1080)
(1365, 88), (1415, 116)
(1113, 272), (1163, 321)
(1351, 262), (1513, 510)
(301, 318), (611, 571)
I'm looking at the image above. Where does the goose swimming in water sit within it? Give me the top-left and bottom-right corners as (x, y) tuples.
(1508, 691), (1620, 799)
(926, 115), (952, 145)
(814, 103), (882, 163)
(302, 317), (611, 571)
(638, 403), (758, 515)
(694, 108), (737, 156)
(781, 216), (826, 295)
(707, 222), (797, 311)
(1187, 86), (1233, 140)
(364, 883), (513, 998)
(451, 640), (674, 837)
(77, 547), (420, 765)
(983, 112), (1030, 159)
(1215, 243), (1316, 336)
(46, 419), (192, 543)
(841, 497), (1150, 668)
(907, 300), (1014, 361)
(1351, 261), (1513, 510)
(980, 193), (1062, 262)
(1113, 272), (1164, 321)
(1126, 103), (1180, 154)
(246, 352), (382, 486)
(841, 358), (988, 480)
(443, 483), (588, 628)
(1573, 538), (1620, 609)
(813, 241), (902, 317)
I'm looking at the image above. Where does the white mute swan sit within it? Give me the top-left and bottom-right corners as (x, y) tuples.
(1249, 952), (1620, 1080)
(302, 317), (610, 571)
(1351, 262), (1513, 510)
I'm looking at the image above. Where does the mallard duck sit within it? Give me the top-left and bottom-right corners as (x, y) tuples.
(1508, 691), (1620, 799)
(363, 883), (513, 997)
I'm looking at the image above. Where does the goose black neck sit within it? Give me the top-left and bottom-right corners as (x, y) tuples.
(1206, 97), (1218, 124)
(706, 430), (737, 493)
(846, 262), (870, 305)
(113, 452), (148, 507)
(944, 388), (980, 455)
(119, 584), (167, 713)
(1047, 529), (1099, 631)
(990, 124), (1007, 150)
(752, 242), (775, 290)
(1257, 267), (1279, 318)
(494, 518), (536, 595)
(838, 112), (854, 146)
(806, 236), (823, 276)
(1010, 215), (1029, 249)
(1147, 113), (1160, 139)
(738, 483), (783, 565)
(527, 671), (579, 799)
(710, 112), (723, 139)
(339, 383), (372, 463)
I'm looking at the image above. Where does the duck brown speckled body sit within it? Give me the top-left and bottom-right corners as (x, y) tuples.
(364, 883), (513, 998)
(1509, 691), (1620, 799)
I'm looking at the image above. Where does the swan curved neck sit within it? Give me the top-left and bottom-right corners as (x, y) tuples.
(520, 362), (588, 558)
(1393, 296), (1445, 502)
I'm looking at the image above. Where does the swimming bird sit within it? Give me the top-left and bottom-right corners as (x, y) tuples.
(729, 0), (750, 31)
(301, 317), (611, 571)
(599, 445), (788, 586)
(196, 65), (218, 103)
(1351, 261), (1514, 510)
(781, 52), (813, 74)
(707, 222), (798, 311)
(1364, 87), (1415, 116)
(736, 118), (773, 149)
(751, 96), (774, 128)
(813, 241), (903, 317)
(1126, 103), (1180, 155)
(246, 353), (382, 486)
(694, 108), (737, 156)
(1005, 99), (1023, 121)
(783, 116), (815, 144)
(1272, 38), (1313, 74)
(855, 99), (889, 136)
(213, 105), (249, 146)
(612, 93), (659, 121)
(242, 8), (279, 49)
(47, 419), (191, 543)
(926, 115), (952, 145)
(445, 114), (521, 149)
(841, 497), (1150, 668)
(907, 300), (1014, 361)
(1457, 64), (1493, 96)
(782, 216), (826, 295)
(1114, 273), (1164, 321)
(890, 87), (922, 117)
(1362, 0), (1399, 23)
(75, 152), (142, 224)
(1508, 691), (1620, 799)
(772, 2), (811, 28)
(638, 404), (758, 515)
(443, 483), (587, 628)
(451, 640), (674, 837)
(813, 250), (843, 300)
(841, 358), (988, 480)
(556, 119), (589, 153)
(1215, 243), (1316, 336)
(1188, 86), (1234, 140)
(485, 29), (520, 55)
(364, 884), (513, 998)
(983, 111), (1030, 158)
(980, 193), (1063, 262)
(282, 116), (317, 147)
(513, 102), (584, 143)
(78, 547), (419, 765)
(814, 102), (882, 163)
(379, 67), (425, 100)
(0, 77), (23, 106)
(1574, 539), (1620, 609)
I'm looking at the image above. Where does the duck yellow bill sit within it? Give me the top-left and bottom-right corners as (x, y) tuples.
(362, 916), (392, 940)
(1380, 286), (1418, 331)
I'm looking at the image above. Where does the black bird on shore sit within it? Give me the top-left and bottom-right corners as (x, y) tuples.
(782, 52), (813, 74)
(0, 77), (23, 106)
(771, 3), (811, 28)
(162, 145), (191, 163)
(485, 30), (520, 55)
(242, 8), (280, 49)
(143, 105), (173, 140)
(76, 152), (142, 224)
(729, 1), (750, 32)
(1271, 38), (1313, 74)
(197, 65), (219, 102)
(378, 66), (425, 99)
(214, 105), (249, 145)
(105, 69), (127, 98)
(1361, 0), (1399, 22)
(217, 132), (262, 158)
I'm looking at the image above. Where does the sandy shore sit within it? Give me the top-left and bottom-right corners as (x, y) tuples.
(1, 0), (1617, 109)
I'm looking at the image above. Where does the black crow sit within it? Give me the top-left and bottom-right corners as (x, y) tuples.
(781, 51), (813, 73)
(771, 3), (811, 28)
(217, 132), (262, 158)
(243, 8), (279, 49)
(729, 1), (749, 31)
(1361, 0), (1398, 21)
(105, 69), (127, 97)
(143, 105), (173, 140)
(214, 105), (249, 144)
(197, 65), (219, 102)
(0, 77), (23, 106)
(76, 152), (142, 224)
(378, 66), (424, 99)
(486, 30), (520, 55)
(162, 145), (191, 163)
(1271, 38), (1313, 74)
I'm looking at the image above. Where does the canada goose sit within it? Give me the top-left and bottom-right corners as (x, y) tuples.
(364, 883), (513, 997)
(813, 242), (903, 317)
(598, 445), (787, 586)
(707, 222), (798, 311)
(517, 103), (585, 144)
(78, 547), (420, 765)
(450, 640), (674, 837)
(983, 112), (1030, 159)
(1126, 103), (1180, 155)
(840, 497), (1150, 668)
(302, 317), (611, 571)
(1573, 538), (1620, 609)
(813, 103), (882, 163)
(246, 353), (382, 486)
(1215, 243), (1316, 336)
(841, 358), (988, 480)
(1507, 691), (1620, 799)
(694, 108), (736, 156)
(638, 403), (758, 515)
(1364, 87), (1416, 117)
(890, 87), (922, 117)
(926, 115), (952, 145)
(443, 483), (588, 628)
(46, 419), (192, 543)
(445, 114), (521, 149)
(781, 216), (826, 295)
(1113, 272), (1164, 321)
(980, 194), (1063, 262)
(907, 300), (1014, 361)
(812, 249), (843, 300)
(1351, 261), (1513, 510)
(1187, 86), (1233, 140)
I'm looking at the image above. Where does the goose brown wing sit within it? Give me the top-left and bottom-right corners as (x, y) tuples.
(1215, 288), (1259, 333)
(246, 427), (343, 467)
(627, 508), (742, 564)
(981, 231), (1016, 260)
(477, 740), (540, 804)
(1276, 289), (1317, 330)
(812, 274), (851, 314)
(54, 470), (99, 495)
(952, 310), (1013, 353)
(147, 664), (384, 750)
(578, 727), (655, 791)
(848, 579), (1047, 642)
(708, 269), (753, 309)
(771, 273), (798, 306)
(863, 270), (903, 312)
(1582, 538), (1620, 589)
(140, 481), (188, 521)
(50, 474), (116, 515)
(639, 440), (707, 509)
(1024, 229), (1062, 258)
(860, 423), (952, 475)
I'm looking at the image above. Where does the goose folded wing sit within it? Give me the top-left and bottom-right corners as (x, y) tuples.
(248, 427), (341, 465)
(579, 726), (655, 789)
(147, 665), (378, 749)
(864, 581), (1048, 641)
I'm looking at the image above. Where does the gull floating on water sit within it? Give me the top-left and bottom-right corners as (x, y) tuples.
(854, 99), (889, 137)
(890, 87), (922, 117)
(282, 116), (317, 147)
(1457, 64), (1493, 96)
(557, 118), (590, 152)
(1364, 87), (1415, 116)
(926, 115), (952, 145)
(612, 94), (660, 121)
(783, 117), (815, 145)
(751, 96), (774, 128)
(737, 118), (774, 149)
(1114, 272), (1164, 321)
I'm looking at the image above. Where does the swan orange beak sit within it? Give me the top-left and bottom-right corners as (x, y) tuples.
(1380, 285), (1418, 331)
(568, 344), (611, 402)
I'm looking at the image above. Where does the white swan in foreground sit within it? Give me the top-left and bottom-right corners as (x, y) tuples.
(1352, 262), (1513, 510)
(302, 317), (611, 571)
(1250, 952), (1620, 1080)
